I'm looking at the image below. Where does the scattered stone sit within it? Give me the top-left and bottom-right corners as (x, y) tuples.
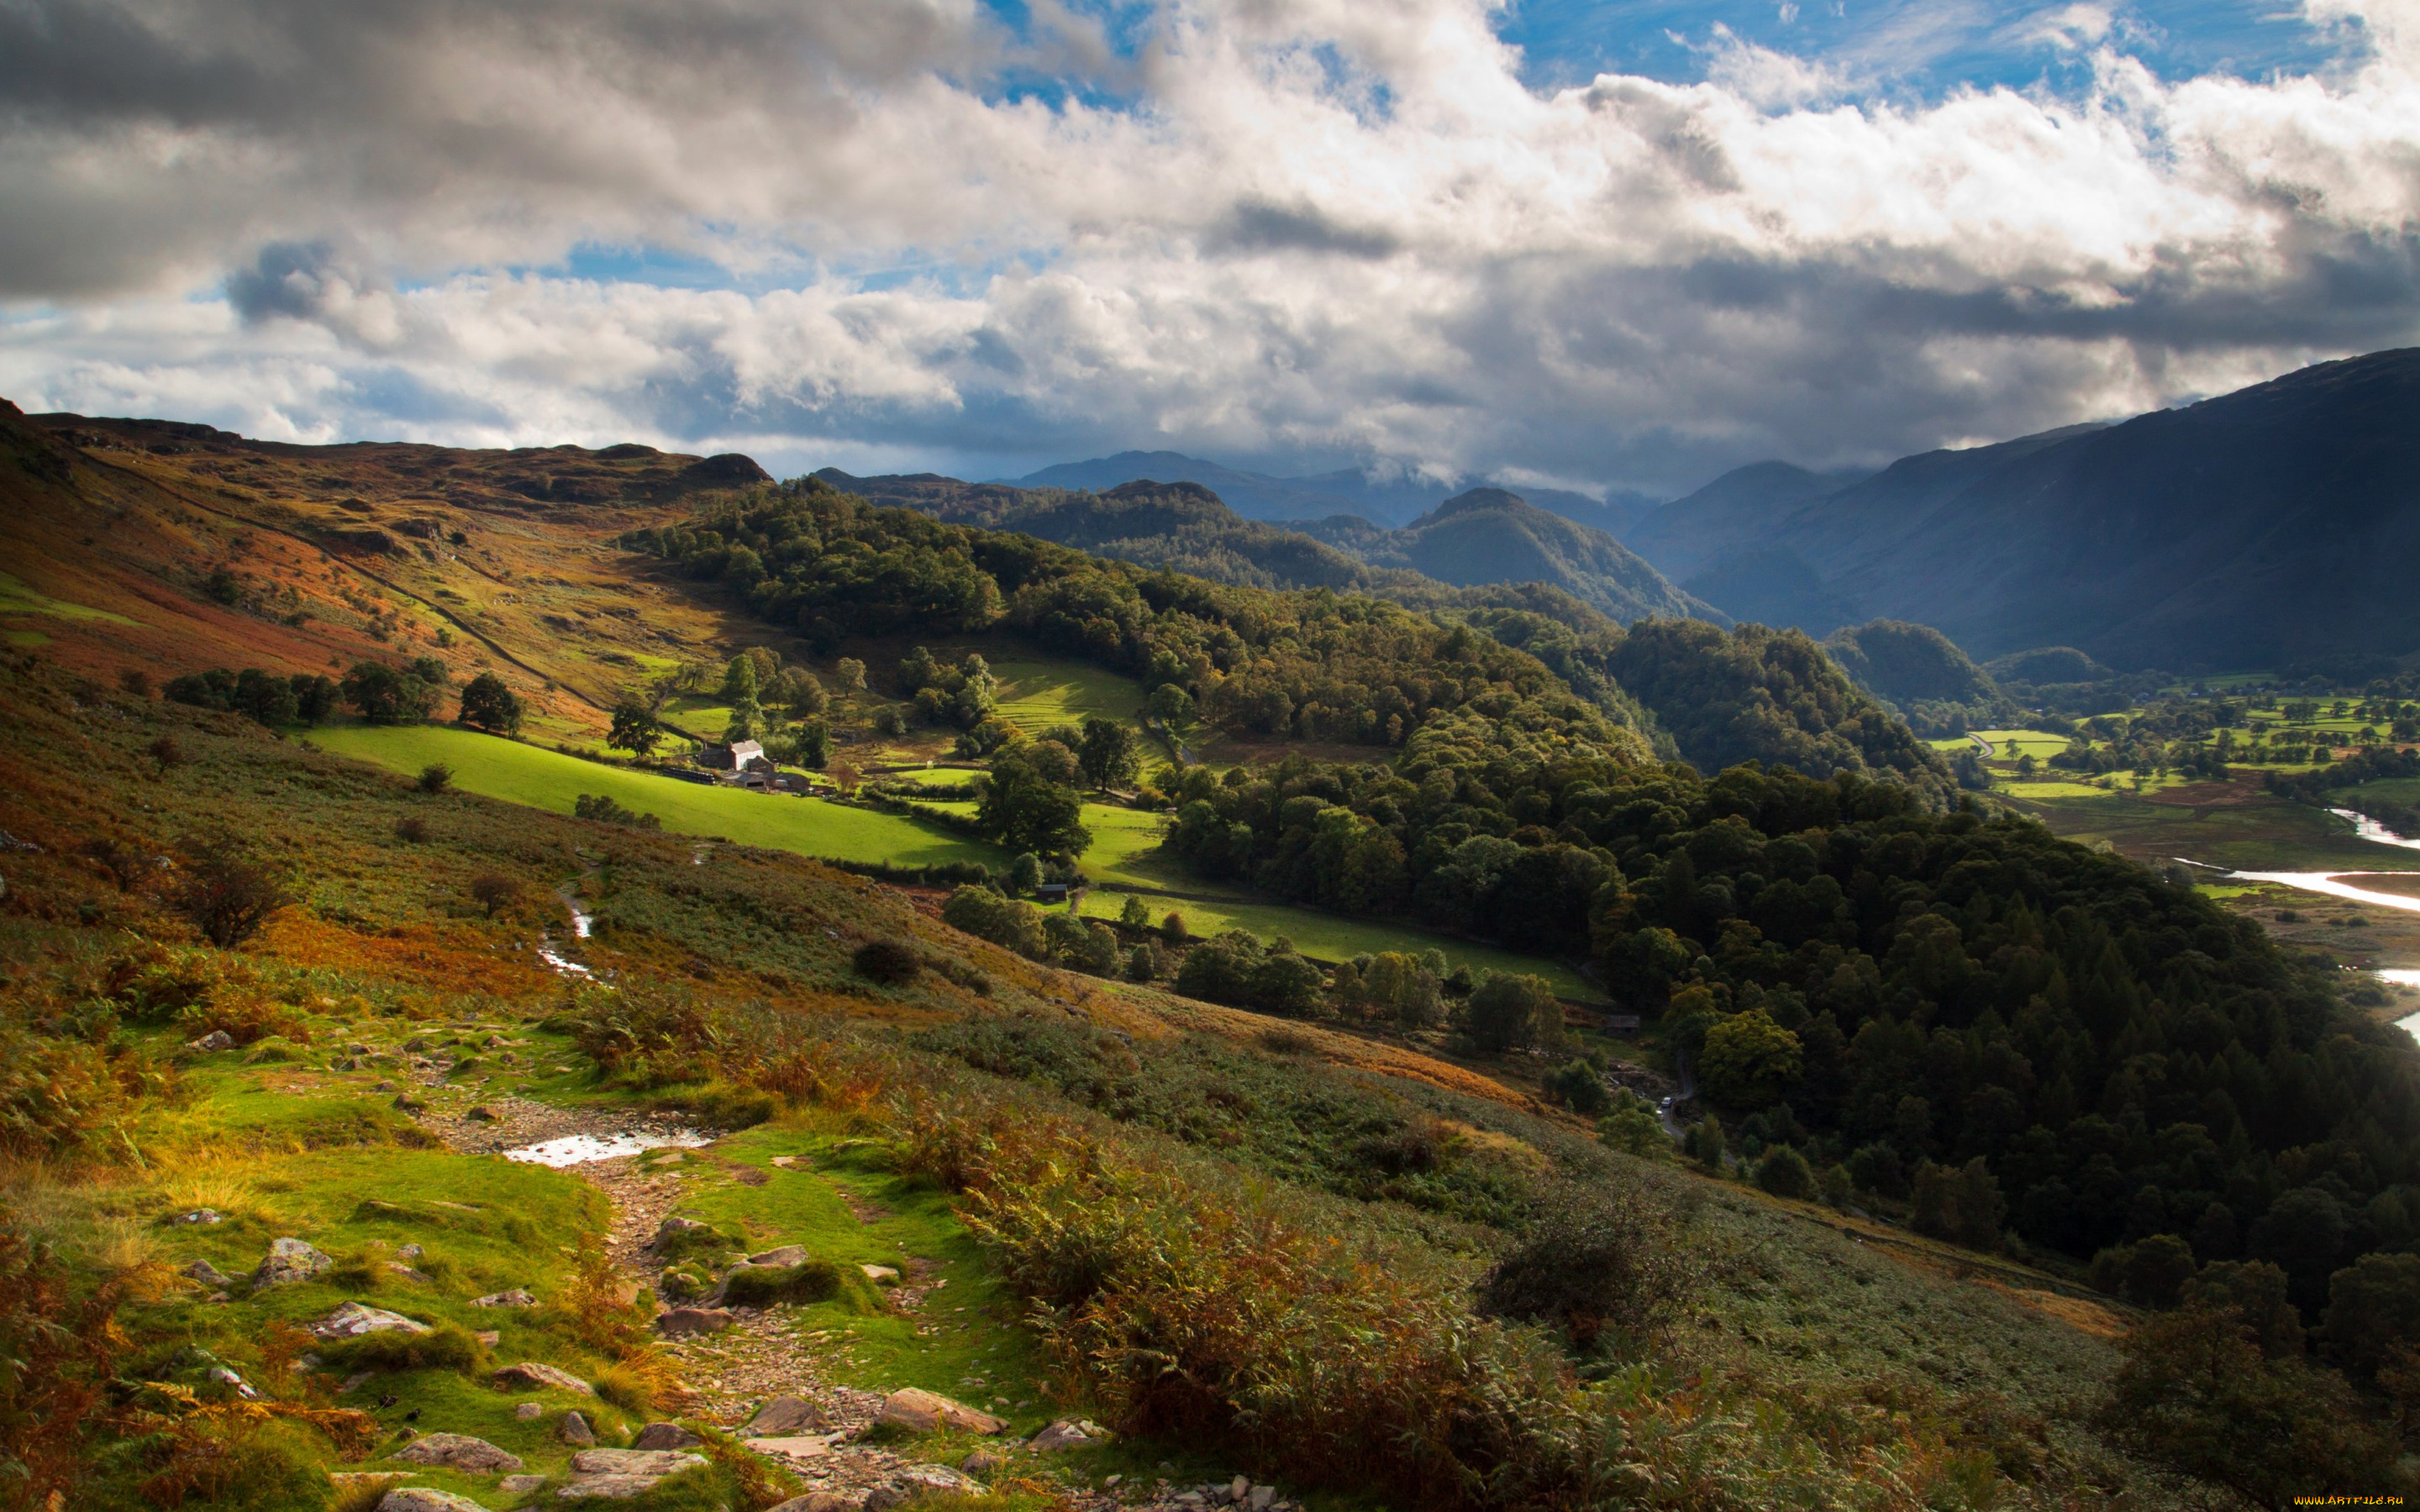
(631, 1422), (702, 1451)
(373, 1080), (396, 1093)
(1028, 1418), (1109, 1452)
(208, 1364), (260, 1399)
(393, 1432), (523, 1472)
(864, 1463), (983, 1510)
(1250, 1486), (1276, 1510)
(397, 1244), (424, 1259)
(465, 1105), (500, 1122)
(376, 1490), (491, 1512)
(768, 1156), (799, 1168)
(471, 1288), (537, 1308)
(654, 1307), (732, 1337)
(403, 1037), (428, 1052)
(393, 1094), (428, 1113)
(746, 1244), (808, 1268)
(874, 1388), (1006, 1436)
(560, 1411), (597, 1446)
(960, 1450), (1006, 1475)
(187, 1030), (234, 1052)
(341, 1372), (375, 1394)
(516, 1403), (544, 1420)
(493, 1361), (594, 1395)
(311, 1302), (433, 1340)
(742, 1395), (828, 1437)
(386, 1263), (430, 1281)
(173, 1208), (224, 1226)
(251, 1237), (333, 1288)
(653, 1215), (708, 1243)
(1228, 1476), (1249, 1503)
(182, 1259), (233, 1287)
(501, 1475), (548, 1495)
(474, 1330), (500, 1347)
(858, 1264), (899, 1284)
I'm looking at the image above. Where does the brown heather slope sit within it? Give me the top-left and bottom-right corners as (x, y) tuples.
(0, 402), (770, 739)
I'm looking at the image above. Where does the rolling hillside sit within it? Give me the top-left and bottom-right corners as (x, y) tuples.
(834, 466), (1712, 626)
(1615, 349), (2420, 671)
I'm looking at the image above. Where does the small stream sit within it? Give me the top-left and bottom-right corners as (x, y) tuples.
(537, 888), (597, 978)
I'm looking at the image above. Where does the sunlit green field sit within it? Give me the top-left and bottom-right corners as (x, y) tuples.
(309, 725), (997, 868)
(315, 724), (1606, 998)
(987, 657), (1146, 730)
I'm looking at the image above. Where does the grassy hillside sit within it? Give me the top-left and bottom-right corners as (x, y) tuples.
(3, 651), (2290, 1509)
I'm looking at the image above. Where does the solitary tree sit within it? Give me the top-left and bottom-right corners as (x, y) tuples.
(608, 698), (662, 759)
(834, 657), (868, 693)
(723, 655), (763, 743)
(176, 839), (292, 948)
(1076, 717), (1140, 790)
(458, 672), (523, 734)
(468, 871), (518, 918)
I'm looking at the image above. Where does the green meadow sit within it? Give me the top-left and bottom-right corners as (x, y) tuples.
(310, 725), (997, 869)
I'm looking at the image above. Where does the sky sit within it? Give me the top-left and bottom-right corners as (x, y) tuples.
(1, 0), (2415, 498)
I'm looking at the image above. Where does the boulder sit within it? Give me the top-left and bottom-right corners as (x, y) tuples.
(501, 1476), (548, 1495)
(182, 1259), (234, 1287)
(493, 1361), (594, 1395)
(630, 1422), (702, 1451)
(311, 1302), (432, 1340)
(393, 1432), (523, 1472)
(864, 1464), (983, 1510)
(960, 1449), (1007, 1475)
(465, 1105), (499, 1122)
(1028, 1418), (1109, 1452)
(859, 1264), (900, 1284)
(746, 1245), (808, 1268)
(559, 1447), (710, 1499)
(187, 1030), (234, 1052)
(471, 1288), (537, 1308)
(516, 1403), (543, 1420)
(652, 1215), (708, 1245)
(742, 1395), (828, 1437)
(745, 1436), (831, 1463)
(560, 1410), (597, 1446)
(377, 1491), (492, 1512)
(653, 1307), (731, 1337)
(251, 1237), (333, 1288)
(569, 1450), (708, 1477)
(874, 1388), (1006, 1436)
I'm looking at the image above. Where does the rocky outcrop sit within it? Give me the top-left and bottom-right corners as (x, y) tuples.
(251, 1237), (332, 1287)
(392, 1433), (523, 1472)
(873, 1388), (1006, 1436)
(310, 1302), (430, 1340)
(558, 1446), (710, 1500)
(492, 1360), (593, 1394)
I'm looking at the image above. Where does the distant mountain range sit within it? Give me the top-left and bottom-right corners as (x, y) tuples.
(819, 468), (1712, 625)
(1000, 449), (1660, 533)
(1620, 349), (2420, 672)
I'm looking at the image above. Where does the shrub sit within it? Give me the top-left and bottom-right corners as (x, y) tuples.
(1597, 1092), (1668, 1160)
(392, 816), (429, 843)
(415, 763), (454, 794)
(1160, 910), (1188, 945)
(852, 938), (922, 985)
(2090, 1234), (2197, 1308)
(939, 886), (1050, 962)
(468, 872), (519, 918)
(174, 841), (292, 948)
(148, 735), (185, 774)
(574, 793), (662, 830)
(1754, 1145), (1815, 1200)
(1542, 1060), (1609, 1116)
(719, 1260), (845, 1308)
(1460, 973), (1560, 1053)
(317, 1324), (487, 1377)
(1476, 1182), (1698, 1352)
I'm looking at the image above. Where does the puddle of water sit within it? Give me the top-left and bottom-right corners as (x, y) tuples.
(502, 1130), (711, 1166)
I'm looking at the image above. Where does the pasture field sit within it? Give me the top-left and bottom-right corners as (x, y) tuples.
(988, 655), (1148, 729)
(2007, 785), (2420, 874)
(319, 726), (1604, 997)
(1074, 887), (1602, 999)
(310, 724), (998, 868)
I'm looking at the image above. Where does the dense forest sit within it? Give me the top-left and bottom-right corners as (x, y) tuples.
(619, 479), (1661, 756)
(1169, 748), (2420, 1289)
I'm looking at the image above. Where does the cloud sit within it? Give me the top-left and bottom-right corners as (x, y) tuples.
(2, 0), (2417, 492)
